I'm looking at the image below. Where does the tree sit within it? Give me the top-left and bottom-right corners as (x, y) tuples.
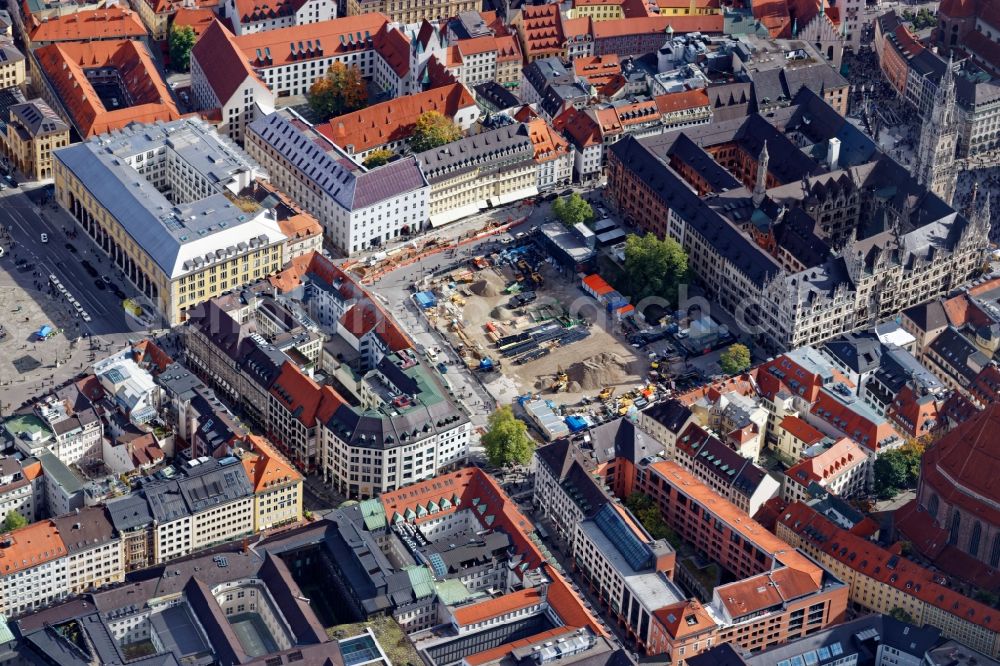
(2, 511), (26, 532)
(889, 607), (915, 624)
(307, 62), (368, 120)
(551, 193), (594, 227)
(625, 493), (681, 548)
(168, 25), (196, 73)
(873, 448), (922, 500)
(410, 111), (462, 152)
(482, 405), (534, 468)
(621, 233), (689, 308)
(719, 343), (752, 375)
(363, 149), (394, 168)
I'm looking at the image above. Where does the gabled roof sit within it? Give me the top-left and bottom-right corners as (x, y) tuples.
(373, 23), (410, 78)
(0, 521), (67, 576)
(777, 415), (824, 445)
(785, 437), (866, 487)
(317, 83), (476, 154)
(238, 433), (303, 493)
(172, 7), (216, 36)
(236, 13), (389, 68)
(191, 19), (264, 105)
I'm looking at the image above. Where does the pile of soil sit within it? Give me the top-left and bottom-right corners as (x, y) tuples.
(567, 353), (636, 390)
(471, 279), (500, 297)
(490, 306), (513, 320)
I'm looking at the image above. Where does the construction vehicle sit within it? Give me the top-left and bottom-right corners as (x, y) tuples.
(598, 386), (615, 401)
(551, 371), (569, 392)
(617, 396), (634, 416)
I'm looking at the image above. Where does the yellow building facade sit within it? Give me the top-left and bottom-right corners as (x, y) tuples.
(4, 100), (69, 180)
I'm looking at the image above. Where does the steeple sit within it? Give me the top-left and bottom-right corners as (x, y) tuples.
(753, 141), (769, 208)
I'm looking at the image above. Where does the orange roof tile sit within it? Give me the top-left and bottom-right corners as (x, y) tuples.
(778, 415), (825, 445)
(654, 600), (716, 639)
(810, 391), (899, 452)
(519, 3), (566, 57)
(133, 339), (173, 373)
(591, 14), (724, 39)
(453, 588), (544, 625)
(317, 83), (475, 154)
(269, 362), (343, 426)
(234, 0), (305, 23)
(543, 563), (605, 633)
(786, 437), (866, 487)
(649, 460), (821, 582)
(172, 7), (217, 37)
(573, 54), (621, 84)
(562, 16), (591, 37)
(677, 372), (758, 406)
(0, 521), (67, 576)
(236, 13), (389, 68)
(191, 19), (265, 105)
(654, 88), (711, 114)
(239, 433), (303, 493)
(29, 7), (147, 43)
(34, 40), (179, 138)
(526, 118), (570, 163)
(780, 501), (1000, 632)
(21, 461), (42, 482)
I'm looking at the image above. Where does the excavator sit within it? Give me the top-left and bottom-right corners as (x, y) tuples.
(551, 370), (569, 392)
(598, 386), (615, 402)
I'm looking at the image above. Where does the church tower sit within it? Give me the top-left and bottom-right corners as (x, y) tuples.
(914, 56), (959, 206)
(753, 141), (769, 208)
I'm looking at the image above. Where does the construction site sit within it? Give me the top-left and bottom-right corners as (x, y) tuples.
(412, 239), (660, 434)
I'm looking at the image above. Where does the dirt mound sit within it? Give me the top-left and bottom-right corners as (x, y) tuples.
(471, 279), (500, 297)
(566, 352), (636, 391)
(490, 306), (513, 320)
(567, 381), (582, 393)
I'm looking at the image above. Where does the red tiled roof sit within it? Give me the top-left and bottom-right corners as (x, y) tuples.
(886, 384), (941, 437)
(234, 14), (389, 69)
(239, 433), (303, 493)
(757, 354), (852, 403)
(269, 362), (343, 426)
(34, 40), (180, 138)
(753, 0), (792, 37)
(173, 7), (217, 37)
(191, 19), (264, 106)
(519, 3), (566, 57)
(940, 0), (976, 17)
(526, 118), (570, 163)
(654, 88), (711, 114)
(0, 521), (67, 576)
(677, 372), (758, 406)
(810, 390), (899, 451)
(453, 588), (544, 626)
(543, 562), (605, 633)
(339, 300), (411, 351)
(233, 0), (305, 23)
(133, 339), (173, 373)
(780, 501), (1000, 632)
(317, 83), (475, 154)
(942, 292), (991, 328)
(778, 415), (825, 446)
(29, 7), (147, 43)
(654, 600), (716, 639)
(373, 23), (410, 78)
(785, 437), (866, 487)
(591, 14), (724, 39)
(920, 402), (1000, 526)
(558, 107), (601, 148)
(717, 566), (820, 618)
(562, 16), (591, 37)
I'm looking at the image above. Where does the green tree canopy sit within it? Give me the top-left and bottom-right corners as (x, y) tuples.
(873, 448), (922, 500)
(621, 233), (689, 308)
(308, 62), (368, 120)
(168, 25), (196, 73)
(719, 343), (752, 375)
(625, 493), (681, 548)
(551, 193), (594, 227)
(2, 510), (26, 532)
(363, 148), (395, 168)
(410, 111), (462, 152)
(889, 607), (915, 624)
(482, 405), (534, 468)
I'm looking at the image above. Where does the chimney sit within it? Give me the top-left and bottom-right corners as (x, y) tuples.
(827, 137), (841, 170)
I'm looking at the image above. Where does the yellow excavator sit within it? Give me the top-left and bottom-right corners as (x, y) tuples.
(598, 386), (615, 401)
(551, 370), (569, 392)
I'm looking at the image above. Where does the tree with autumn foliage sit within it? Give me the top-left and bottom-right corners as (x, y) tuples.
(362, 148), (395, 168)
(409, 110), (462, 152)
(308, 62), (367, 120)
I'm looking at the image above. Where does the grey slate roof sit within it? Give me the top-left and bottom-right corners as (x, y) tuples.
(8, 99), (66, 136)
(106, 492), (154, 531)
(415, 122), (533, 183)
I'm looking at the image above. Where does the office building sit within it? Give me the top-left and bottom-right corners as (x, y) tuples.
(53, 118), (287, 325)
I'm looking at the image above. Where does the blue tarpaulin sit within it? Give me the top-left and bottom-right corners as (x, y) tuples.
(565, 415), (589, 432)
(37, 325), (52, 339)
(415, 291), (437, 308)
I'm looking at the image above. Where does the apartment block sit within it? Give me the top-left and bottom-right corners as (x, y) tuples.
(53, 118), (286, 325)
(782, 437), (873, 503)
(415, 122), (539, 227)
(51, 507), (123, 595)
(222, 0), (335, 35)
(346, 0), (476, 25)
(0, 40), (23, 89)
(247, 109), (429, 255)
(0, 458), (42, 525)
(0, 521), (68, 616)
(2, 99), (68, 180)
(238, 434), (303, 532)
(777, 501), (1000, 658)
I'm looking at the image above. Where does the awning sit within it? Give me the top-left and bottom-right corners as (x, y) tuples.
(429, 201), (485, 227)
(497, 186), (539, 205)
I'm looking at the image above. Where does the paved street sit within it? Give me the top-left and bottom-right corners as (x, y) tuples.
(0, 183), (154, 404)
